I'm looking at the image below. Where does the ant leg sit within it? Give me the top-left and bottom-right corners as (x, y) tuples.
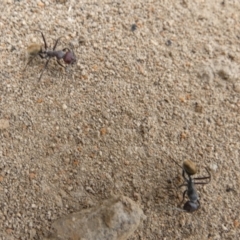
(57, 60), (65, 68)
(178, 170), (190, 188)
(24, 51), (47, 72)
(181, 190), (187, 204)
(182, 169), (190, 182)
(53, 37), (63, 50)
(193, 179), (211, 185)
(193, 168), (211, 184)
(23, 57), (34, 71)
(38, 52), (47, 59)
(168, 157), (183, 169)
(38, 58), (50, 81)
(38, 31), (48, 50)
(178, 183), (187, 188)
(62, 48), (70, 51)
(33, 30), (48, 49)
(197, 200), (200, 209)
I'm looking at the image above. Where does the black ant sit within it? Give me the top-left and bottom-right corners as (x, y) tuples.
(169, 158), (211, 213)
(25, 31), (76, 81)
(179, 167), (211, 212)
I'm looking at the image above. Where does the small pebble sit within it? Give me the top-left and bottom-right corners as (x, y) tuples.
(131, 24), (137, 32)
(165, 39), (172, 46)
(62, 104), (67, 110)
(233, 82), (240, 93)
(38, 1), (45, 7)
(209, 163), (218, 171)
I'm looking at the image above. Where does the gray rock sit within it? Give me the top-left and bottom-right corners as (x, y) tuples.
(46, 196), (145, 240)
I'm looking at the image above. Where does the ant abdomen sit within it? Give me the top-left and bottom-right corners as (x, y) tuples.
(63, 51), (76, 64)
(183, 201), (200, 213)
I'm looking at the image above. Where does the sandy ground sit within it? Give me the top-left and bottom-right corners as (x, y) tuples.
(0, 0), (240, 239)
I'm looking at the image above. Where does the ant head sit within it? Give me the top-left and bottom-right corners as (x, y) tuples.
(183, 201), (200, 213)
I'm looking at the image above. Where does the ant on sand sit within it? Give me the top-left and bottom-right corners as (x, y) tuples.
(170, 158), (211, 213)
(25, 31), (76, 81)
